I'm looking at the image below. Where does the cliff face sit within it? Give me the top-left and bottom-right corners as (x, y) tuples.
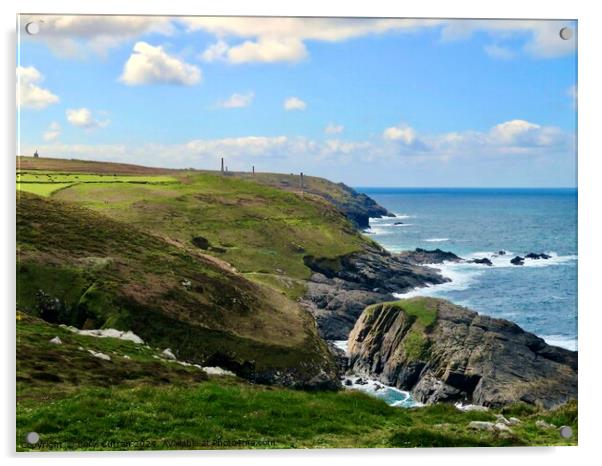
(300, 244), (448, 340)
(348, 298), (577, 408)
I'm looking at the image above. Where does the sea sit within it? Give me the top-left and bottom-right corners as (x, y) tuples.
(337, 187), (578, 407)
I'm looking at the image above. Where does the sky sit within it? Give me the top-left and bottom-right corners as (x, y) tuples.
(17, 15), (577, 187)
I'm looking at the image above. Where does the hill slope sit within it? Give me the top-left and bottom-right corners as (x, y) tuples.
(17, 192), (337, 387)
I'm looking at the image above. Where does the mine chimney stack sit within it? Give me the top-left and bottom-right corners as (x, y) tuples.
(221, 157), (224, 174)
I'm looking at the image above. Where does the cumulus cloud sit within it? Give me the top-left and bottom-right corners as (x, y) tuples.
(66, 108), (110, 130)
(16, 66), (59, 109)
(23, 15), (174, 58)
(325, 123), (344, 134)
(218, 92), (254, 108)
(120, 42), (202, 86)
(284, 97), (307, 111)
(43, 122), (61, 141)
(383, 124), (417, 144)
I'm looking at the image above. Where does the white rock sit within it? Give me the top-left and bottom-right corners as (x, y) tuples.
(202, 366), (235, 376)
(508, 417), (521, 425)
(88, 349), (111, 361)
(123, 355), (131, 360)
(469, 421), (496, 431)
(495, 414), (510, 425)
(161, 348), (177, 360)
(49, 336), (62, 345)
(494, 423), (513, 433)
(456, 402), (489, 412)
(63, 326), (144, 344)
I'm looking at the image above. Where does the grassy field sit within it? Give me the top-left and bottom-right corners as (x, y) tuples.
(16, 314), (577, 451)
(17, 171), (178, 198)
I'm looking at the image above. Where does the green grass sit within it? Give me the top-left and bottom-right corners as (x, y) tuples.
(17, 182), (74, 197)
(16, 324), (578, 452)
(52, 172), (366, 297)
(17, 171), (177, 183)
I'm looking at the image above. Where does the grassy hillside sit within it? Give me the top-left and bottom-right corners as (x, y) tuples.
(17, 192), (336, 385)
(45, 167), (367, 299)
(17, 315), (576, 450)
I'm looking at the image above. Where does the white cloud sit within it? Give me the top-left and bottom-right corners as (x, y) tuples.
(441, 20), (576, 59)
(191, 17), (443, 64)
(325, 123), (344, 134)
(66, 108), (110, 130)
(284, 97), (307, 111)
(120, 42), (202, 86)
(16, 66), (59, 109)
(484, 44), (515, 60)
(23, 15), (174, 58)
(43, 121), (61, 141)
(218, 92), (254, 108)
(383, 124), (417, 144)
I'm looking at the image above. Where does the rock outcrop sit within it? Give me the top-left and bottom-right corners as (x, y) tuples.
(347, 297), (577, 408)
(300, 245), (449, 340)
(397, 248), (463, 265)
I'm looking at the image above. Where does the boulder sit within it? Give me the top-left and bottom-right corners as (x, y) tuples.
(469, 421), (496, 432)
(511, 256), (525, 266)
(49, 336), (62, 345)
(347, 298), (577, 408)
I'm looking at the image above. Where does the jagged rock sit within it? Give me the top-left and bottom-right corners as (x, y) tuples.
(398, 248), (463, 265)
(494, 423), (513, 433)
(508, 417), (521, 426)
(347, 298), (577, 408)
(511, 256), (525, 266)
(301, 244), (449, 340)
(49, 336), (62, 345)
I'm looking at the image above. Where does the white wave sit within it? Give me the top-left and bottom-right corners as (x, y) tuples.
(341, 376), (421, 408)
(331, 340), (348, 353)
(395, 262), (481, 298)
(424, 238), (449, 242)
(542, 335), (577, 351)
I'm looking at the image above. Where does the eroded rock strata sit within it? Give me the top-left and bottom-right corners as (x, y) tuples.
(347, 298), (577, 408)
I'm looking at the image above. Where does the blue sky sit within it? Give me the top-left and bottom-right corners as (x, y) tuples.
(17, 16), (577, 187)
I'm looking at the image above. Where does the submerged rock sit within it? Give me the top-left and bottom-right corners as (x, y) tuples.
(347, 297), (577, 409)
(511, 256), (525, 266)
(468, 257), (493, 266)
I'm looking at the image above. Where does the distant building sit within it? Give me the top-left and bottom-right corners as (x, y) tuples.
(33, 150), (39, 158)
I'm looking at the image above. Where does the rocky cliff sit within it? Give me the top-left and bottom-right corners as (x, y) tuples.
(300, 245), (448, 340)
(347, 298), (577, 408)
